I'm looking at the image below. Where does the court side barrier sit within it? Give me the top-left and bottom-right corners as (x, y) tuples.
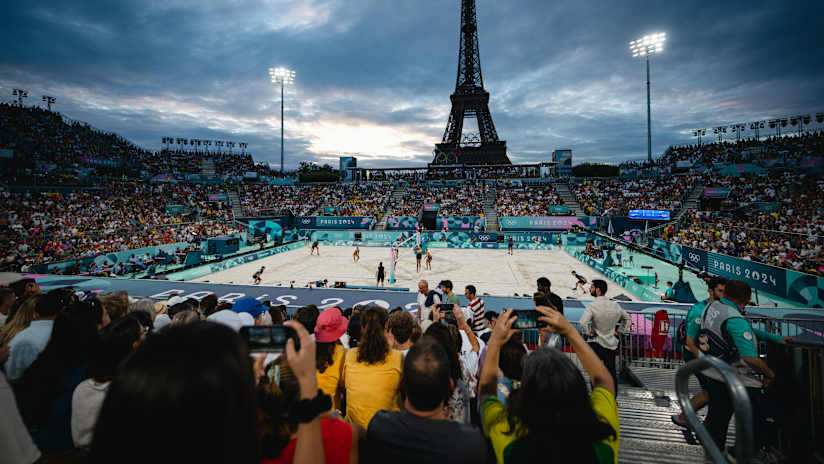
(164, 241), (306, 281)
(676, 356), (755, 464)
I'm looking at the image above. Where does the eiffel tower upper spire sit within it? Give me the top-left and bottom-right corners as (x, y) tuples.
(435, 0), (509, 165)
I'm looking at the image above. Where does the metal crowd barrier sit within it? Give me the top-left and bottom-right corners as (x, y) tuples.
(676, 356), (755, 464)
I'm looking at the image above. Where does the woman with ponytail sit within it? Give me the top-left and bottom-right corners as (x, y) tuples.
(342, 306), (402, 429)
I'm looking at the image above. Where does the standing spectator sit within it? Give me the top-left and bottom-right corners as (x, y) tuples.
(0, 288), (15, 328)
(536, 277), (564, 314)
(5, 290), (65, 380)
(671, 276), (725, 427)
(699, 280), (788, 457)
(72, 316), (145, 447)
(416, 280), (441, 329)
(479, 311), (497, 344)
(385, 310), (415, 355)
(0, 352), (41, 464)
(464, 285), (486, 333)
(314, 308), (348, 412)
(15, 300), (105, 453)
(295, 305), (321, 335)
(342, 306), (403, 429)
(439, 280), (460, 306)
(425, 311), (479, 424)
(10, 278), (40, 300)
(579, 280), (631, 392)
(365, 337), (487, 463)
(479, 308), (619, 463)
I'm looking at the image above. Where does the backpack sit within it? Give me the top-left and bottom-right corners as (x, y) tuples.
(696, 305), (740, 362)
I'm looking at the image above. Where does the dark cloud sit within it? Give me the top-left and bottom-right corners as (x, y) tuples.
(1, 0), (822, 168)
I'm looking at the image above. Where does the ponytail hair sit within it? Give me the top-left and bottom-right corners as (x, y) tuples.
(356, 306), (390, 364)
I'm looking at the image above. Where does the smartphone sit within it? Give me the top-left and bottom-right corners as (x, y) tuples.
(437, 304), (457, 326)
(240, 325), (299, 353)
(512, 310), (547, 330)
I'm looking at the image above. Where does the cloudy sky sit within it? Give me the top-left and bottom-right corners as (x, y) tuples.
(1, 0), (822, 169)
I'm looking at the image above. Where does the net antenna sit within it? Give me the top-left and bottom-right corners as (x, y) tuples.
(389, 234), (418, 284)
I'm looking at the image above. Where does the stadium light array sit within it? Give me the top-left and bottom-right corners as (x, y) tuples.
(629, 33), (666, 162)
(692, 128), (707, 145)
(269, 66), (296, 173)
(12, 88), (28, 106)
(41, 95), (55, 111)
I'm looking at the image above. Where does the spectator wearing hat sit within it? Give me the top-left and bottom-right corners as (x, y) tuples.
(343, 306), (403, 429)
(315, 308), (348, 412)
(232, 298), (270, 326)
(364, 337), (487, 463)
(206, 310), (242, 333)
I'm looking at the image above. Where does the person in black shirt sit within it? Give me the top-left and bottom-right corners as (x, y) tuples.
(364, 337), (487, 464)
(376, 262), (385, 287)
(537, 277), (563, 314)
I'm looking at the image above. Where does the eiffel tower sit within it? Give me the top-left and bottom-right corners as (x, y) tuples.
(434, 0), (509, 165)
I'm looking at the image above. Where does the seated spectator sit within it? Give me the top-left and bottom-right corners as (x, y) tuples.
(365, 337), (487, 463)
(5, 290), (66, 380)
(71, 316), (145, 447)
(102, 291), (130, 322)
(343, 306), (402, 429)
(0, 349), (41, 464)
(0, 294), (42, 346)
(385, 310), (415, 355)
(314, 308), (348, 412)
(15, 299), (106, 453)
(0, 288), (15, 328)
(479, 308), (619, 463)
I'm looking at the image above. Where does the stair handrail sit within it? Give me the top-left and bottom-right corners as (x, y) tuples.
(675, 356), (755, 464)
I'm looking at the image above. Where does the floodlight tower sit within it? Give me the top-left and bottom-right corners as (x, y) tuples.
(42, 95), (56, 111)
(630, 33), (666, 162)
(12, 88), (28, 106)
(269, 67), (296, 174)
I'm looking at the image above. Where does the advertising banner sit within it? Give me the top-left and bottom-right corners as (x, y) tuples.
(208, 193), (229, 201)
(386, 216), (418, 230)
(703, 187), (732, 198)
(165, 204), (185, 214)
(706, 251), (786, 298)
(499, 216), (597, 231)
(296, 217), (374, 230)
(440, 216), (484, 231)
(628, 210), (670, 221)
(549, 206), (569, 214)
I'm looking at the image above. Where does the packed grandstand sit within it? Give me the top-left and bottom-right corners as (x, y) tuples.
(1, 102), (822, 277)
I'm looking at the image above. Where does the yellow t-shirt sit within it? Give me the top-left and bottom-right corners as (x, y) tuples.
(481, 387), (620, 464)
(342, 348), (403, 430)
(316, 344), (345, 412)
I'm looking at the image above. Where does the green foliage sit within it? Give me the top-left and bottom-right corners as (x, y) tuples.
(572, 162), (619, 178)
(298, 161), (339, 182)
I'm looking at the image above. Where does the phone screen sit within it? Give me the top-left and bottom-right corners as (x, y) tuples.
(512, 310), (546, 330)
(240, 326), (298, 353)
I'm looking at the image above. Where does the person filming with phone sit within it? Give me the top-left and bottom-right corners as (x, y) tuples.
(479, 306), (620, 463)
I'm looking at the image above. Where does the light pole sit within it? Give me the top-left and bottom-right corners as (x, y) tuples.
(692, 128), (706, 146)
(630, 32), (666, 162)
(269, 67), (296, 174)
(42, 95), (55, 111)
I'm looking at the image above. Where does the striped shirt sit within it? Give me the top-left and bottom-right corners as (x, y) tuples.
(468, 297), (486, 333)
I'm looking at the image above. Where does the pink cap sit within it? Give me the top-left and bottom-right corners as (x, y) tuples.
(314, 308), (348, 343)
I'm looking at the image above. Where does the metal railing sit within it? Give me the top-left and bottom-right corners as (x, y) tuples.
(676, 356), (755, 464)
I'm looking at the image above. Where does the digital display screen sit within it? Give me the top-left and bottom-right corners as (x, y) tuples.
(423, 204), (441, 212)
(628, 210), (670, 221)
